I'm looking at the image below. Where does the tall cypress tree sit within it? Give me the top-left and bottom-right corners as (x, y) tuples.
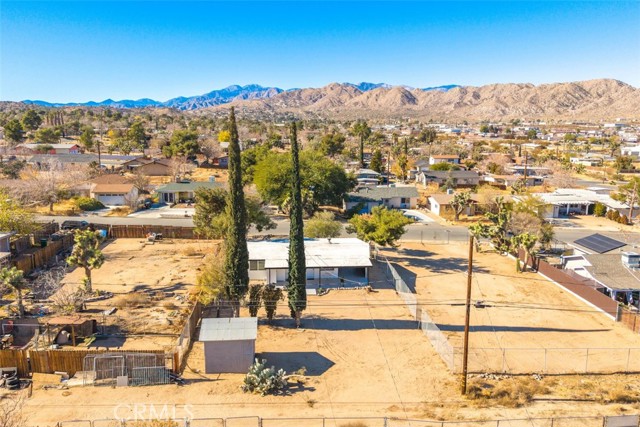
(223, 107), (249, 316)
(287, 122), (307, 328)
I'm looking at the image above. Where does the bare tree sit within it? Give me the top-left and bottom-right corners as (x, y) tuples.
(0, 394), (25, 427)
(32, 266), (67, 299)
(481, 153), (512, 175)
(200, 139), (223, 164)
(127, 169), (150, 194)
(50, 286), (86, 314)
(169, 156), (188, 182)
(543, 159), (577, 188)
(19, 159), (89, 212)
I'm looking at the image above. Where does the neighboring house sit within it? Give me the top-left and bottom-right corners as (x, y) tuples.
(354, 168), (381, 186)
(27, 154), (99, 168)
(122, 158), (172, 176)
(516, 188), (638, 219)
(98, 154), (139, 169)
(506, 165), (551, 176)
(247, 238), (372, 289)
(0, 232), (12, 267)
(621, 146), (640, 158)
(429, 155), (460, 166)
(481, 174), (542, 188)
(16, 143), (81, 155)
(570, 157), (603, 167)
(90, 183), (138, 206)
(72, 173), (130, 198)
(155, 180), (222, 204)
(213, 155), (228, 169)
(415, 170), (481, 187)
(344, 185), (419, 214)
(563, 251), (640, 305)
(428, 193), (513, 219)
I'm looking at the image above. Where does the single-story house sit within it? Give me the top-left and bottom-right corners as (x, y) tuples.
(429, 155), (460, 166)
(27, 154), (99, 168)
(481, 174), (542, 188)
(516, 188), (638, 219)
(506, 165), (551, 176)
(570, 157), (603, 167)
(199, 317), (257, 374)
(428, 193), (513, 219)
(122, 158), (172, 176)
(621, 146), (640, 158)
(16, 143), (81, 155)
(354, 168), (381, 186)
(247, 238), (372, 289)
(563, 252), (640, 306)
(90, 183), (138, 206)
(344, 185), (419, 214)
(212, 155), (228, 168)
(71, 173), (130, 197)
(415, 170), (481, 187)
(155, 180), (222, 204)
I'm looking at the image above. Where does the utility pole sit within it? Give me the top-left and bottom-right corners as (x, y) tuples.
(523, 149), (528, 187)
(628, 179), (638, 225)
(461, 233), (474, 395)
(387, 147), (391, 187)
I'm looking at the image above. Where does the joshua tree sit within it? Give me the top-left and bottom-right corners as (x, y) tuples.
(67, 230), (105, 294)
(0, 267), (28, 317)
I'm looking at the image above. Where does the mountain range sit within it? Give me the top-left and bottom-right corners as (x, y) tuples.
(21, 83), (460, 110)
(18, 80), (640, 120)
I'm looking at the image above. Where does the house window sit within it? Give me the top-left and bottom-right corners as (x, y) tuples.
(401, 198), (408, 203)
(249, 260), (265, 271)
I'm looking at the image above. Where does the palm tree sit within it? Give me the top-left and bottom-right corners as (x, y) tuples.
(0, 267), (28, 317)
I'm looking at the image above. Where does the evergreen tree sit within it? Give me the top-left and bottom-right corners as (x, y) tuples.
(287, 122), (307, 327)
(223, 107), (249, 316)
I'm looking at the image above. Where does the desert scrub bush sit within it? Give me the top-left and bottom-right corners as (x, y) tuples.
(491, 378), (546, 407)
(608, 385), (640, 403)
(114, 292), (150, 308)
(74, 197), (105, 211)
(242, 358), (287, 396)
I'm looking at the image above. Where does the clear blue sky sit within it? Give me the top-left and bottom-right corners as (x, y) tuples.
(1, 1), (639, 102)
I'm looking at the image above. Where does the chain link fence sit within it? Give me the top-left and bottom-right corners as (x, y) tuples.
(57, 415), (640, 427)
(374, 248), (640, 375)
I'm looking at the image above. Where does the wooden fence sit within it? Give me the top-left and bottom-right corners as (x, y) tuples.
(519, 250), (619, 319)
(94, 224), (199, 239)
(12, 233), (75, 275)
(0, 349), (30, 377)
(0, 347), (177, 379)
(175, 301), (203, 371)
(620, 308), (640, 334)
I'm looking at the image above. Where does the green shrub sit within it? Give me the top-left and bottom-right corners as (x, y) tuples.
(606, 209), (620, 221)
(74, 197), (105, 211)
(593, 202), (607, 217)
(618, 214), (630, 225)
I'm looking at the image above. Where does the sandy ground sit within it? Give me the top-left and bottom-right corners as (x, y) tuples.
(380, 243), (640, 374)
(53, 239), (221, 348)
(18, 261), (640, 426)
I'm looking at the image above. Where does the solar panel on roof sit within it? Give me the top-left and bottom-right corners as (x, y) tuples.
(574, 233), (626, 254)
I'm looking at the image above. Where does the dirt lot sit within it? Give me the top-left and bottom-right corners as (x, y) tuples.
(19, 260), (640, 425)
(55, 238), (220, 349)
(380, 242), (640, 373)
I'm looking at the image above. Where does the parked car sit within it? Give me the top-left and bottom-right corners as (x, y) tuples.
(61, 220), (89, 230)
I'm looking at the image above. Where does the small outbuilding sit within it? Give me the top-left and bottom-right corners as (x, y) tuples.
(199, 317), (257, 374)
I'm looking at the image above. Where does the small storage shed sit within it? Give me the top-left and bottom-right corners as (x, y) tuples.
(199, 317), (257, 374)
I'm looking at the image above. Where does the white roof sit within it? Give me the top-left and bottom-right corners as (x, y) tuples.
(528, 188), (633, 209)
(248, 238), (372, 269)
(199, 317), (257, 342)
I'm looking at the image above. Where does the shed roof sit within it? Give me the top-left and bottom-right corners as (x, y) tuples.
(46, 316), (92, 326)
(199, 317), (257, 342)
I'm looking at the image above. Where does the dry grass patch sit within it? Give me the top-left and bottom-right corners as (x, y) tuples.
(467, 377), (547, 408)
(106, 207), (131, 216)
(114, 292), (151, 309)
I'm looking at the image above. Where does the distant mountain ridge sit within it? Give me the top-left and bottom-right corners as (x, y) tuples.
(209, 79), (639, 121)
(18, 80), (639, 120)
(21, 82), (459, 110)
